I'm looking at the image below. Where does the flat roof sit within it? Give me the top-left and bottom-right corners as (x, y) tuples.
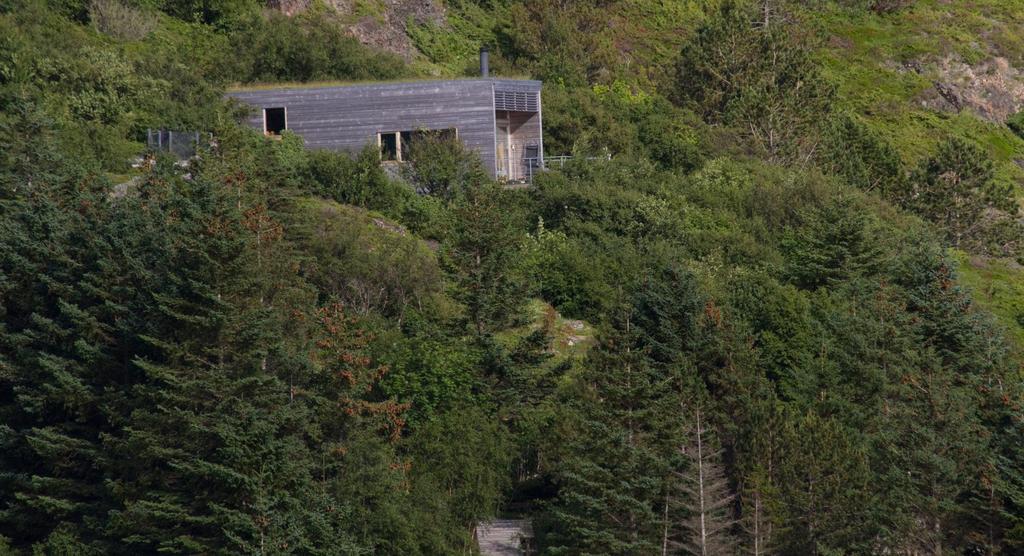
(227, 77), (541, 94)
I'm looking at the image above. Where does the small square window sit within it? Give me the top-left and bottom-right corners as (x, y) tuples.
(264, 107), (286, 136)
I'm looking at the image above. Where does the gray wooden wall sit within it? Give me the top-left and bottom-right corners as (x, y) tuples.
(226, 79), (543, 178)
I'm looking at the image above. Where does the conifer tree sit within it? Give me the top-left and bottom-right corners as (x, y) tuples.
(674, 0), (834, 160)
(782, 196), (882, 290)
(0, 178), (125, 551)
(739, 470), (775, 556)
(666, 406), (737, 556)
(546, 305), (677, 554)
(906, 137), (1012, 248)
(821, 112), (906, 197)
(773, 412), (874, 554)
(442, 182), (528, 336)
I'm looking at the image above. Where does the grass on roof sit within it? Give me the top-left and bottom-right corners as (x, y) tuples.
(226, 74), (536, 92)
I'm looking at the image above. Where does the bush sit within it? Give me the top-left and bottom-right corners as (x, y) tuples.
(228, 7), (406, 83)
(89, 0), (155, 40)
(291, 199), (443, 320)
(300, 146), (409, 212)
(402, 133), (489, 199)
(1007, 110), (1024, 140)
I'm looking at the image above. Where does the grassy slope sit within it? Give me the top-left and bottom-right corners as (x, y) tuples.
(809, 1), (1024, 342)
(814, 1), (1024, 185)
(952, 250), (1024, 347)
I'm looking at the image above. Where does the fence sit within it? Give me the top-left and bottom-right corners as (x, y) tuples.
(522, 154), (611, 183)
(146, 129), (207, 159)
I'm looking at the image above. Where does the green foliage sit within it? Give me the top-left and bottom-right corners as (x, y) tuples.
(1007, 109), (1024, 139)
(544, 307), (679, 555)
(442, 182), (530, 335)
(906, 137), (1015, 249)
(300, 146), (408, 212)
(401, 133), (489, 199)
(675, 1), (835, 160)
(289, 198), (442, 320)
(88, 0), (155, 40)
(2, 1), (1024, 554)
(782, 195), (883, 289)
(500, 0), (618, 87)
(821, 112), (907, 196)
(772, 411), (874, 553)
(228, 7), (406, 83)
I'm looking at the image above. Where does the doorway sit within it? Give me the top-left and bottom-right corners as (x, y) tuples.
(496, 122), (512, 179)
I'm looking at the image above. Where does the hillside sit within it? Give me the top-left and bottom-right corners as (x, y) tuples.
(1, 0), (1023, 554)
(384, 0), (1024, 342)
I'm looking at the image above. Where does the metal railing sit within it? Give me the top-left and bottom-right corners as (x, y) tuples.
(521, 154), (610, 183)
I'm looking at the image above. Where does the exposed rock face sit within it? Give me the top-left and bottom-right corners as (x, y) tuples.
(917, 56), (1024, 122)
(267, 0), (447, 61)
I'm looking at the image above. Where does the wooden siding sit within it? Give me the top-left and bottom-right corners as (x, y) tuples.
(226, 79), (542, 178)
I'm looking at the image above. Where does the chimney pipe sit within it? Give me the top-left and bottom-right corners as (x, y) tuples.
(480, 46), (490, 78)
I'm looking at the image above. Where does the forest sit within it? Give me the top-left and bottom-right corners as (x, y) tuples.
(1, 0), (1023, 554)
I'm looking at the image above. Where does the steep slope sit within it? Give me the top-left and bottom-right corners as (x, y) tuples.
(315, 0), (1024, 344)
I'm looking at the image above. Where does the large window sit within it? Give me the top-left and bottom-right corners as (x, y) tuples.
(264, 107), (286, 136)
(379, 128), (456, 162)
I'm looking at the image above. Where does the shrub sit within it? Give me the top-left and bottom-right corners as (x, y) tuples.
(401, 133), (489, 199)
(301, 146), (409, 213)
(228, 7), (406, 83)
(89, 0), (155, 41)
(292, 199), (443, 320)
(1007, 110), (1024, 140)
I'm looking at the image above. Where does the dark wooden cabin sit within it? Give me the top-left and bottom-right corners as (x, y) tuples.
(226, 50), (544, 181)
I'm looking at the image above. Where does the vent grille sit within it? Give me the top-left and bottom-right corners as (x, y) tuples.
(494, 90), (539, 112)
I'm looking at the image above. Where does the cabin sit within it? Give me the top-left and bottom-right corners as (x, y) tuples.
(226, 49), (544, 181)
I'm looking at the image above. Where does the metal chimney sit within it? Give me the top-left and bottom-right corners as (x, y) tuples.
(480, 46), (490, 78)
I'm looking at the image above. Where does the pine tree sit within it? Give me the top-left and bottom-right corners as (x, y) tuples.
(675, 0), (834, 160)
(906, 137), (1009, 247)
(820, 112), (907, 197)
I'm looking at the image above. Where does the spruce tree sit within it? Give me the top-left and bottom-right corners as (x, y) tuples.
(442, 182), (528, 336)
(547, 305), (678, 555)
(0, 178), (126, 551)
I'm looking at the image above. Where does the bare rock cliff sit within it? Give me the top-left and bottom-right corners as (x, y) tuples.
(916, 56), (1024, 122)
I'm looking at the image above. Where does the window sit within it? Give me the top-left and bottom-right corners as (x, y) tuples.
(380, 132), (398, 161)
(264, 107), (286, 136)
(379, 128), (457, 162)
